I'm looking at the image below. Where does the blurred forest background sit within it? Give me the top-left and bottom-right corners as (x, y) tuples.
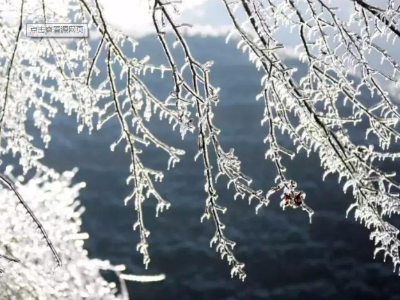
(39, 35), (400, 300)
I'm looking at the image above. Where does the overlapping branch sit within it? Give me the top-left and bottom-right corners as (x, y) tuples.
(153, 0), (267, 280)
(223, 0), (400, 272)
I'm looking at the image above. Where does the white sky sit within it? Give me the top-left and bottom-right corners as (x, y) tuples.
(98, 0), (357, 48)
(99, 0), (232, 38)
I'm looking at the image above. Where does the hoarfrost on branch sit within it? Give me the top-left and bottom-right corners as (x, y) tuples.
(1, 0), (400, 289)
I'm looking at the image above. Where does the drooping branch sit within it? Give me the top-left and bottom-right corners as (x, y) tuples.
(153, 0), (268, 280)
(223, 0), (400, 272)
(350, 0), (400, 38)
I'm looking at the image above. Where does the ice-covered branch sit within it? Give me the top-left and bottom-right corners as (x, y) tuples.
(2, 0), (400, 286)
(0, 166), (167, 299)
(223, 0), (400, 273)
(152, 0), (267, 280)
(0, 172), (61, 269)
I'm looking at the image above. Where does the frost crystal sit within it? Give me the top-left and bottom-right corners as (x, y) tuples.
(0, 167), (133, 299)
